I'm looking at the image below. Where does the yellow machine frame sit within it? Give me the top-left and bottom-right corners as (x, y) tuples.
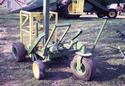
(68, 0), (84, 15)
(20, 10), (58, 48)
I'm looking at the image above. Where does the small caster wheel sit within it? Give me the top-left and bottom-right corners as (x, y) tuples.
(70, 53), (94, 81)
(32, 60), (45, 80)
(12, 42), (27, 62)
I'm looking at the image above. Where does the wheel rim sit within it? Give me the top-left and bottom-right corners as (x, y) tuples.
(71, 55), (93, 80)
(32, 62), (40, 79)
(75, 61), (86, 75)
(72, 55), (86, 75)
(109, 11), (116, 18)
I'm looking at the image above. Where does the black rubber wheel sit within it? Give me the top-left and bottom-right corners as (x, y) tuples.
(32, 60), (45, 80)
(70, 55), (93, 80)
(96, 13), (105, 18)
(12, 42), (27, 62)
(107, 9), (117, 19)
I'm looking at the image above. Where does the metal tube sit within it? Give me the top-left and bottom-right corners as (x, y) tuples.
(35, 21), (39, 38)
(20, 11), (23, 42)
(43, 0), (49, 42)
(92, 19), (108, 52)
(59, 24), (71, 43)
(71, 29), (82, 40)
(29, 14), (33, 46)
(43, 26), (57, 56)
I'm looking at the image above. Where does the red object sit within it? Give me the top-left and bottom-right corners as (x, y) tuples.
(117, 5), (123, 12)
(0, 0), (5, 5)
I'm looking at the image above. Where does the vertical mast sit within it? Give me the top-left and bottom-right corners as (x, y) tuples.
(43, 0), (49, 42)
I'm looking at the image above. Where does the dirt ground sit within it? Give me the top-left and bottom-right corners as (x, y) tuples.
(0, 8), (125, 86)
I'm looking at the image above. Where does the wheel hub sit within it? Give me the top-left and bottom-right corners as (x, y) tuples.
(76, 56), (86, 74)
(109, 11), (116, 17)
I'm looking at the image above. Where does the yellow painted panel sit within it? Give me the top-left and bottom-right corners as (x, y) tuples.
(70, 0), (85, 14)
(20, 10), (58, 49)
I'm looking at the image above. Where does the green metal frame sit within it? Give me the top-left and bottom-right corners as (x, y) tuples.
(27, 24), (85, 61)
(92, 19), (108, 52)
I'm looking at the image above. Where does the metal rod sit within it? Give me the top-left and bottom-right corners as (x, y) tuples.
(71, 29), (82, 40)
(92, 19), (108, 52)
(43, 26), (57, 56)
(56, 24), (71, 27)
(59, 24), (71, 43)
(43, 0), (49, 42)
(35, 21), (39, 38)
(20, 11), (23, 42)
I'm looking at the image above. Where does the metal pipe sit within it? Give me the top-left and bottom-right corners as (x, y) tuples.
(92, 19), (108, 52)
(43, 25), (57, 56)
(59, 24), (71, 43)
(71, 29), (82, 40)
(35, 21), (39, 38)
(43, 0), (49, 42)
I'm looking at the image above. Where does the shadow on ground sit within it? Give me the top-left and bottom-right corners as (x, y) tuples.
(92, 48), (125, 82)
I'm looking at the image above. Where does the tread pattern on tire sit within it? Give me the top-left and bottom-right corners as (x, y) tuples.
(70, 55), (93, 81)
(12, 42), (27, 62)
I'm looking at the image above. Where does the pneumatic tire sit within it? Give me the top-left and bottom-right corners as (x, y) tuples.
(32, 60), (45, 80)
(12, 42), (27, 62)
(70, 55), (93, 80)
(107, 9), (117, 19)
